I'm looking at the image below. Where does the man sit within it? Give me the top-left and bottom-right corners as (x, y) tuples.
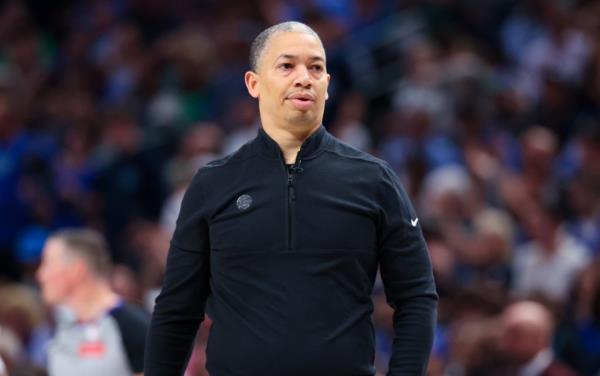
(501, 301), (578, 376)
(36, 229), (148, 376)
(145, 21), (437, 376)
(512, 201), (589, 304)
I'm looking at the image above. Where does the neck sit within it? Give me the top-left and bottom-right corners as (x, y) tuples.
(261, 121), (320, 164)
(66, 277), (120, 321)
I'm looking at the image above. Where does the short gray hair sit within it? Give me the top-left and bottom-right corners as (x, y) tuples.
(51, 228), (112, 278)
(249, 21), (323, 72)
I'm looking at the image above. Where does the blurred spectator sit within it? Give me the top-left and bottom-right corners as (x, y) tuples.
(438, 287), (506, 376)
(556, 261), (600, 375)
(220, 96), (260, 155)
(378, 110), (462, 187)
(566, 122), (600, 181)
(160, 122), (223, 235)
(392, 38), (451, 132)
(500, 0), (545, 65)
(512, 202), (589, 305)
(154, 25), (219, 124)
(500, 300), (579, 376)
(116, 220), (169, 312)
(565, 173), (600, 255)
(93, 110), (166, 261)
(97, 22), (146, 105)
(0, 87), (27, 281)
(0, 326), (23, 376)
(444, 316), (503, 376)
(420, 164), (474, 223)
(448, 208), (514, 291)
(0, 284), (48, 373)
(527, 75), (577, 145)
(330, 91), (372, 151)
(515, 1), (592, 105)
(36, 228), (149, 376)
(501, 126), (561, 214)
(51, 125), (98, 228)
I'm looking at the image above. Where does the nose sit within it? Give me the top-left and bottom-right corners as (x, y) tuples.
(293, 65), (311, 88)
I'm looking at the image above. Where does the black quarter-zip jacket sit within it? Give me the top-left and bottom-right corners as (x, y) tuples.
(145, 126), (438, 376)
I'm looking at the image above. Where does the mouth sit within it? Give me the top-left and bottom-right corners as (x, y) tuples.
(286, 93), (315, 110)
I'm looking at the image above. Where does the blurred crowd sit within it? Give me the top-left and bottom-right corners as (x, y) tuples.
(0, 0), (599, 375)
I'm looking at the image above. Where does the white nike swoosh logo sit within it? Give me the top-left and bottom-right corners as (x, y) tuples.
(411, 218), (419, 227)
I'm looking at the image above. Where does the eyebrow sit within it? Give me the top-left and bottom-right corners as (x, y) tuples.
(275, 54), (325, 63)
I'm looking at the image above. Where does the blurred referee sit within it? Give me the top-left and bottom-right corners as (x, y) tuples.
(145, 21), (437, 376)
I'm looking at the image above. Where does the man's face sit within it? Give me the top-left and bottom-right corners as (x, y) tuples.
(36, 238), (77, 305)
(501, 317), (544, 364)
(245, 31), (330, 129)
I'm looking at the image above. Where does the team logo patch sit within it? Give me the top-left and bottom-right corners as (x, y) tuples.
(236, 194), (253, 211)
(78, 341), (106, 357)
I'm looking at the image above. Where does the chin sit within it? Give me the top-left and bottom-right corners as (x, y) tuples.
(42, 291), (61, 305)
(287, 113), (316, 126)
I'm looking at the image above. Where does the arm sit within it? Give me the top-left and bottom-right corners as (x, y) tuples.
(144, 172), (211, 375)
(377, 164), (438, 376)
(110, 304), (150, 375)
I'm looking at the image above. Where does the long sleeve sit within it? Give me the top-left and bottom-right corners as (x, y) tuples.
(377, 164), (438, 376)
(144, 172), (211, 375)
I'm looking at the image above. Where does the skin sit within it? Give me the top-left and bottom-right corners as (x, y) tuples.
(37, 238), (84, 305)
(501, 301), (553, 365)
(244, 31), (330, 164)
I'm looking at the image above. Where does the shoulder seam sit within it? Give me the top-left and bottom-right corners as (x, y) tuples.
(200, 152), (261, 171)
(321, 148), (386, 168)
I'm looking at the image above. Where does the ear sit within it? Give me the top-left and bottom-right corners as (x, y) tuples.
(325, 73), (331, 100)
(244, 71), (260, 99)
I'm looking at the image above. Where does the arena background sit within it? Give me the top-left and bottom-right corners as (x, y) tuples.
(0, 0), (599, 375)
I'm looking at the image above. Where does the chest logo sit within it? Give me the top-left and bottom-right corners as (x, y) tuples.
(236, 194), (253, 211)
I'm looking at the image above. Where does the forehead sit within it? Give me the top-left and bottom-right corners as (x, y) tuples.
(262, 31), (325, 63)
(42, 238), (69, 262)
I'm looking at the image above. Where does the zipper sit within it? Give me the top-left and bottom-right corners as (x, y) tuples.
(286, 159), (302, 250)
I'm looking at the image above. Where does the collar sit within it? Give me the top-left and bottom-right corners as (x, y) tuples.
(518, 348), (554, 376)
(254, 125), (329, 161)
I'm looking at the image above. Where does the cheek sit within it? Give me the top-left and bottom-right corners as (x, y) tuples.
(316, 82), (329, 101)
(260, 86), (281, 107)
(40, 266), (70, 296)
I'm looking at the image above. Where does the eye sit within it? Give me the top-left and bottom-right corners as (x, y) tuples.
(311, 65), (324, 72)
(278, 62), (293, 70)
